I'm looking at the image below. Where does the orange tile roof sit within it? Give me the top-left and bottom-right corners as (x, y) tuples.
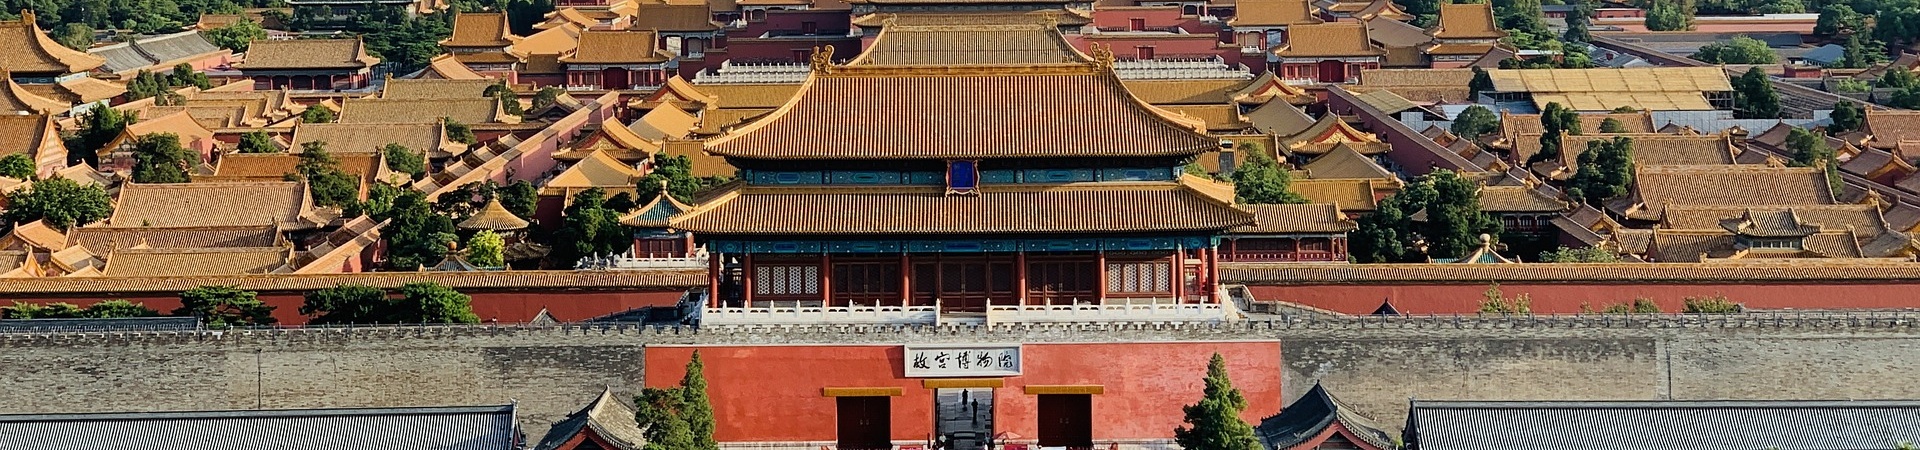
(672, 180), (1253, 234)
(562, 31), (672, 64)
(0, 76), (70, 115)
(1291, 179), (1384, 211)
(1500, 111), (1656, 136)
(707, 64), (1218, 160)
(443, 12), (519, 48)
(340, 98), (515, 125)
(0, 114), (56, 162)
(109, 181), (317, 229)
(632, 4), (721, 31)
(102, 247), (291, 277)
(238, 38), (380, 70)
(0, 12), (106, 74)
(0, 269), (703, 294)
(292, 122), (455, 155)
(68, 225), (283, 252)
(1234, 203), (1356, 234)
(1611, 166), (1835, 221)
(1229, 0), (1324, 27)
(1273, 23), (1385, 58)
(1121, 79), (1248, 105)
(850, 14), (1087, 65)
(1428, 3), (1507, 40)
(1864, 110), (1920, 147)
(382, 78), (499, 99)
(418, 54), (490, 80)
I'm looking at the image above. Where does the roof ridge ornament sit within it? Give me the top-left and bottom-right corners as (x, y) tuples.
(809, 45), (836, 74)
(1089, 43), (1115, 70)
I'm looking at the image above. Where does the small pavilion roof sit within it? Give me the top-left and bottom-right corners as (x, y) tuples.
(458, 198), (530, 231)
(1233, 204), (1357, 234)
(1255, 383), (1395, 450)
(531, 389), (645, 450)
(1280, 116), (1388, 155)
(1245, 101), (1317, 137)
(620, 186), (696, 229)
(1228, 70), (1315, 106)
(443, 12), (520, 48)
(1300, 144), (1396, 180)
(1428, 3), (1507, 40)
(0, 11), (107, 74)
(545, 149), (643, 191)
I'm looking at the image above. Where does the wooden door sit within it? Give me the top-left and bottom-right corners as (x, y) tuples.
(1037, 394), (1092, 448)
(837, 396), (892, 450)
(1317, 60), (1346, 83)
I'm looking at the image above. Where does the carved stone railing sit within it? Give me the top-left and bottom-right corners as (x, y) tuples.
(701, 304), (940, 325)
(985, 302), (1229, 324)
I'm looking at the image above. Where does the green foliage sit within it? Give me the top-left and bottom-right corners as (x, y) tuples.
(2, 300), (158, 319)
(1451, 105), (1500, 140)
(73, 107), (134, 167)
(1, 178), (113, 230)
(552, 188), (631, 267)
(373, 187), (458, 270)
(1468, 67), (1494, 99)
(127, 65), (214, 102)
(1478, 283), (1532, 314)
(1420, 170), (1503, 258)
(434, 181), (498, 219)
(497, 89), (524, 116)
(206, 18), (267, 52)
(353, 12), (456, 74)
(0, 153), (34, 179)
(636, 154), (731, 205)
(300, 282), (479, 324)
(1185, 163), (1210, 177)
(82, 299), (161, 318)
(1565, 137), (1635, 206)
(50, 22), (90, 51)
(302, 104), (336, 123)
(238, 131), (277, 154)
(1733, 67), (1782, 119)
(1645, 0), (1694, 31)
(1229, 151), (1307, 205)
(445, 118), (477, 145)
(383, 143), (426, 179)
(1682, 295), (1741, 313)
(1817, 4), (1865, 35)
(1563, 2), (1593, 44)
(1349, 171), (1501, 262)
(605, 192), (638, 213)
(1833, 78), (1872, 93)
(1599, 118), (1627, 133)
(1587, 297), (1661, 314)
(1538, 246), (1620, 262)
(177, 285), (277, 328)
(1836, 34), (1880, 69)
(1611, 106), (1638, 113)
(1174, 353), (1261, 450)
(1395, 0), (1443, 19)
(504, 0), (558, 35)
(297, 141), (361, 208)
(1891, 86), (1920, 109)
(500, 180), (540, 220)
(1691, 36), (1777, 64)
(1786, 128), (1844, 194)
(467, 230), (506, 267)
(637, 351), (717, 450)
(1881, 67), (1919, 89)
(1529, 102), (1580, 165)
(530, 87), (564, 111)
(131, 133), (196, 184)
(1492, 0), (1554, 50)
(1831, 101), (1865, 134)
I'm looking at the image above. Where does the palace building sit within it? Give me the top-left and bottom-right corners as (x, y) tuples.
(626, 17), (1250, 313)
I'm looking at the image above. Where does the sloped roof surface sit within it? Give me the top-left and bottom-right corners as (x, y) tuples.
(0, 405), (518, 450)
(1409, 400), (1920, 450)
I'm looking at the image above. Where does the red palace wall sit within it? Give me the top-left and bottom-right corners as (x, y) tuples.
(1248, 282), (1920, 315)
(3, 290), (683, 325)
(645, 342), (1281, 444)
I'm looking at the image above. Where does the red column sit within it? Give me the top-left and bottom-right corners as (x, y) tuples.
(742, 253), (755, 308)
(820, 253), (832, 306)
(1015, 250), (1029, 306)
(899, 252), (911, 306)
(683, 233), (695, 258)
(707, 251), (720, 308)
(1205, 246), (1220, 303)
(1094, 250), (1107, 305)
(1170, 247), (1184, 303)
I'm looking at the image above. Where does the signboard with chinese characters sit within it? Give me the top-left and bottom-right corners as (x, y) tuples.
(903, 344), (1021, 378)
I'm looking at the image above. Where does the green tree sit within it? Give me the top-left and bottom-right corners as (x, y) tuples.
(637, 387), (698, 450)
(1451, 105), (1500, 140)
(296, 141), (360, 207)
(1, 302), (86, 319)
(206, 18), (267, 52)
(374, 188), (458, 270)
(302, 104), (337, 123)
(1834, 78), (1872, 93)
(1892, 87), (1920, 109)
(1786, 127), (1844, 194)
(51, 23), (91, 51)
(238, 131), (278, 153)
(552, 188), (630, 267)
(1478, 282), (1532, 313)
(445, 118), (477, 145)
(1691, 36), (1777, 64)
(605, 192), (639, 213)
(176, 285), (277, 328)
(383, 143), (427, 179)
(300, 282), (479, 324)
(1881, 67), (1919, 89)
(467, 230), (506, 267)
(1645, 0), (1693, 31)
(1174, 353), (1260, 450)
(131, 133), (196, 183)
(1, 178), (113, 230)
(83, 300), (161, 318)
(1733, 67), (1782, 119)
(497, 89), (524, 116)
(1530, 102), (1580, 165)
(1816, 4), (1864, 36)
(1419, 170), (1503, 259)
(1837, 34), (1879, 69)
(636, 154), (731, 205)
(500, 180), (540, 219)
(1468, 67), (1494, 100)
(0, 154), (35, 179)
(1563, 2), (1593, 44)
(1589, 297), (1661, 314)
(1565, 137), (1635, 206)
(682, 351), (717, 450)
(1538, 246), (1620, 262)
(300, 284), (388, 325)
(395, 282), (480, 324)
(1599, 118), (1627, 133)
(1229, 151), (1307, 205)
(1682, 295), (1740, 313)
(72, 107), (134, 167)
(1830, 101), (1865, 135)
(531, 87), (564, 111)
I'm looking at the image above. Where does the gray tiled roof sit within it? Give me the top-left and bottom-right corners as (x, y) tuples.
(0, 405), (519, 450)
(88, 31), (223, 74)
(1407, 400), (1920, 450)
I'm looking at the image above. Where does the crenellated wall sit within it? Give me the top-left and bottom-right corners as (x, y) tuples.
(6, 315), (1920, 440)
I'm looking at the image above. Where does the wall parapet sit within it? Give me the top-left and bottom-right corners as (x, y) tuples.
(1222, 262), (1920, 284)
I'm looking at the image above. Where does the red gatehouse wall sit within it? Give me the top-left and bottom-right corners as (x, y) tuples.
(1247, 282), (1920, 314)
(645, 342), (1281, 444)
(0, 290), (684, 325)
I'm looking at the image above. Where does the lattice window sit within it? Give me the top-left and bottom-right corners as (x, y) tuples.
(755, 265), (821, 295)
(1105, 261), (1170, 293)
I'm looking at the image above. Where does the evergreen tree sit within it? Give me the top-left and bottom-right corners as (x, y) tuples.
(302, 104), (337, 123)
(297, 141), (361, 207)
(1, 178), (113, 230)
(1599, 118), (1627, 133)
(1468, 67), (1494, 100)
(72, 107), (134, 167)
(1174, 353), (1260, 450)
(1816, 4), (1863, 36)
(1229, 151), (1307, 205)
(1417, 170), (1503, 259)
(1837, 34), (1875, 69)
(467, 230), (506, 267)
(1563, 2), (1593, 44)
(445, 118), (477, 145)
(500, 180), (540, 219)
(177, 285), (277, 328)
(206, 18), (267, 52)
(530, 87), (564, 111)
(1451, 105), (1500, 140)
(1786, 128), (1844, 194)
(1830, 101), (1865, 135)
(300, 283), (478, 324)
(238, 131), (278, 153)
(605, 192), (639, 213)
(1539, 246), (1620, 262)
(374, 188), (458, 270)
(1691, 36), (1778, 64)
(0, 154), (34, 179)
(396, 282), (480, 324)
(81, 300), (160, 318)
(383, 143), (427, 179)
(552, 188), (629, 267)
(1565, 137), (1635, 206)
(637, 388), (698, 450)
(636, 154), (731, 205)
(1645, 0), (1693, 31)
(682, 351), (717, 450)
(1350, 180), (1437, 263)
(132, 133), (197, 184)
(1733, 67), (1782, 119)
(1881, 67), (1919, 89)
(300, 285), (388, 325)
(1530, 102), (1579, 165)
(497, 89), (524, 116)
(51, 23), (91, 51)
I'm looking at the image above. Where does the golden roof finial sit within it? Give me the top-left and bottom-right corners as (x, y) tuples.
(1089, 43), (1115, 69)
(809, 45), (836, 74)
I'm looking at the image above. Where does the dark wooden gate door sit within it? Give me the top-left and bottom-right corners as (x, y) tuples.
(837, 396), (892, 450)
(1037, 394), (1093, 448)
(1317, 60), (1346, 83)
